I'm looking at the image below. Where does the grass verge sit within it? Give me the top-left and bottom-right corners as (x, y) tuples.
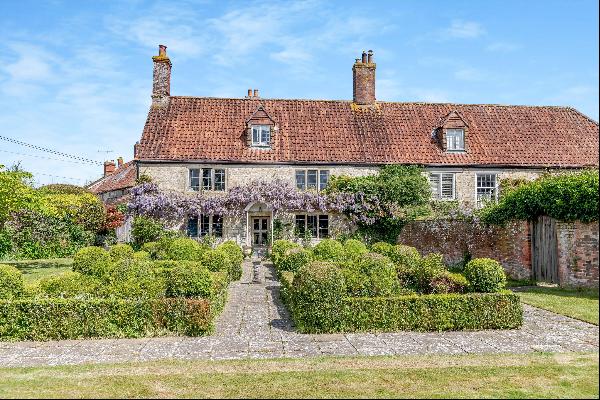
(2, 258), (72, 284)
(0, 352), (598, 398)
(515, 286), (599, 325)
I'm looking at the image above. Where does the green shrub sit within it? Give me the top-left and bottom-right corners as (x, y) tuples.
(430, 272), (469, 294)
(337, 293), (522, 332)
(415, 253), (447, 292)
(0, 298), (218, 340)
(217, 241), (244, 281)
(37, 271), (101, 298)
(370, 242), (395, 257)
(343, 239), (368, 259)
(390, 244), (421, 267)
(479, 169), (599, 225)
(109, 243), (135, 261)
(464, 258), (507, 293)
(278, 247), (313, 273)
(342, 253), (402, 298)
(131, 216), (166, 248)
(292, 262), (346, 333)
(165, 264), (214, 298)
(72, 246), (112, 277)
(0, 264), (24, 299)
(163, 237), (207, 261)
(133, 250), (151, 261)
(141, 241), (161, 259)
(271, 240), (299, 267)
(201, 249), (231, 274)
(313, 239), (344, 262)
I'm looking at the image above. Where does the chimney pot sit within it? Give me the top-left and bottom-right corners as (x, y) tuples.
(247, 88), (252, 98)
(158, 44), (167, 57)
(367, 50), (373, 63)
(117, 157), (123, 168)
(361, 51), (367, 63)
(254, 89), (259, 98)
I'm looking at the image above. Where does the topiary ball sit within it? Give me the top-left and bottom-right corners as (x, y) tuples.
(464, 258), (507, 293)
(279, 247), (313, 273)
(109, 243), (135, 261)
(164, 238), (207, 261)
(165, 263), (213, 298)
(0, 264), (24, 299)
(313, 239), (344, 262)
(72, 246), (112, 277)
(343, 239), (368, 260)
(370, 242), (395, 257)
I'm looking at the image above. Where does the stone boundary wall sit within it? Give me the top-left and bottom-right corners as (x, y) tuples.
(397, 219), (531, 280)
(557, 221), (599, 288)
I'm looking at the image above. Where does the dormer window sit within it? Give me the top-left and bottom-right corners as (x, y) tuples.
(446, 128), (465, 151)
(251, 125), (271, 147)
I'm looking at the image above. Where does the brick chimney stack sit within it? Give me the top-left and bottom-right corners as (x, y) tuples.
(352, 50), (376, 105)
(104, 160), (116, 176)
(152, 44), (172, 107)
(117, 157), (124, 168)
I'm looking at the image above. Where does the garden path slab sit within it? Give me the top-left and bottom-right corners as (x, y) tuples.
(1, 260), (598, 367)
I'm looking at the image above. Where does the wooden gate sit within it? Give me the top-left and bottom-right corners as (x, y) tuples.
(531, 216), (559, 283)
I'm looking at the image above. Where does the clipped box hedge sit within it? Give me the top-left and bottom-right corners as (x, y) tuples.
(279, 272), (523, 334)
(0, 273), (229, 341)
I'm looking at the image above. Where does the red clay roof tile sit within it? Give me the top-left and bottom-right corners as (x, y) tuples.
(136, 98), (599, 167)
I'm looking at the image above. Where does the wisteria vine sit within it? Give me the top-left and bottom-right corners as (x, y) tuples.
(127, 180), (382, 225)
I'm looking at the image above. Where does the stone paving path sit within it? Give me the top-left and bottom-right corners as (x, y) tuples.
(1, 260), (598, 367)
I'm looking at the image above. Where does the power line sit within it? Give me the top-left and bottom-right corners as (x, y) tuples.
(0, 149), (97, 165)
(0, 135), (103, 165)
(34, 172), (85, 182)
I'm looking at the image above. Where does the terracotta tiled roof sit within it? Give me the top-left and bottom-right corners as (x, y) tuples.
(136, 97), (599, 168)
(88, 161), (136, 194)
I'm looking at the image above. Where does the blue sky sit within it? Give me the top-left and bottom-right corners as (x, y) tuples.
(0, 0), (598, 186)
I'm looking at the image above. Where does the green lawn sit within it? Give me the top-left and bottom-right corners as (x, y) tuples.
(2, 258), (73, 284)
(515, 286), (599, 325)
(0, 353), (597, 398)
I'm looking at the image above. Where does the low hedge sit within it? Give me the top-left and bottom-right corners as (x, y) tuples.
(0, 264), (24, 299)
(0, 297), (218, 340)
(0, 272), (229, 341)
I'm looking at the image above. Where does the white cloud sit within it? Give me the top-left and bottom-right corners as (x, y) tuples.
(2, 43), (55, 81)
(444, 20), (485, 39)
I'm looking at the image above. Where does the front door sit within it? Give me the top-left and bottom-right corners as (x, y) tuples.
(252, 217), (270, 246)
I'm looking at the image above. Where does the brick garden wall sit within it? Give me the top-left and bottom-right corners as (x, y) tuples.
(556, 221), (599, 288)
(397, 219), (532, 280)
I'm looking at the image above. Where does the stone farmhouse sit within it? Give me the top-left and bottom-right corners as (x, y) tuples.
(129, 45), (598, 248)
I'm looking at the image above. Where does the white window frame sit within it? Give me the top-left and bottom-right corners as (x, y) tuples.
(189, 168), (226, 192)
(295, 213), (329, 239)
(475, 173), (499, 206)
(295, 169), (330, 191)
(429, 172), (456, 200)
(251, 125), (271, 147)
(446, 128), (465, 151)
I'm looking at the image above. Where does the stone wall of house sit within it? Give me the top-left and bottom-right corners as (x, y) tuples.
(139, 162), (543, 209)
(556, 221), (599, 288)
(397, 219), (532, 280)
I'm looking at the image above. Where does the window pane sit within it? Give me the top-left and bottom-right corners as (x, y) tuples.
(476, 174), (497, 204)
(319, 170), (329, 191)
(441, 173), (454, 199)
(307, 215), (318, 237)
(202, 168), (212, 190)
(187, 216), (198, 237)
(295, 170), (306, 190)
(260, 126), (270, 144)
(200, 215), (210, 236)
(190, 169), (200, 191)
(318, 215), (329, 238)
(307, 170), (318, 190)
(214, 169), (225, 191)
(295, 215), (306, 235)
(252, 127), (260, 144)
(429, 173), (440, 199)
(212, 215), (223, 237)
